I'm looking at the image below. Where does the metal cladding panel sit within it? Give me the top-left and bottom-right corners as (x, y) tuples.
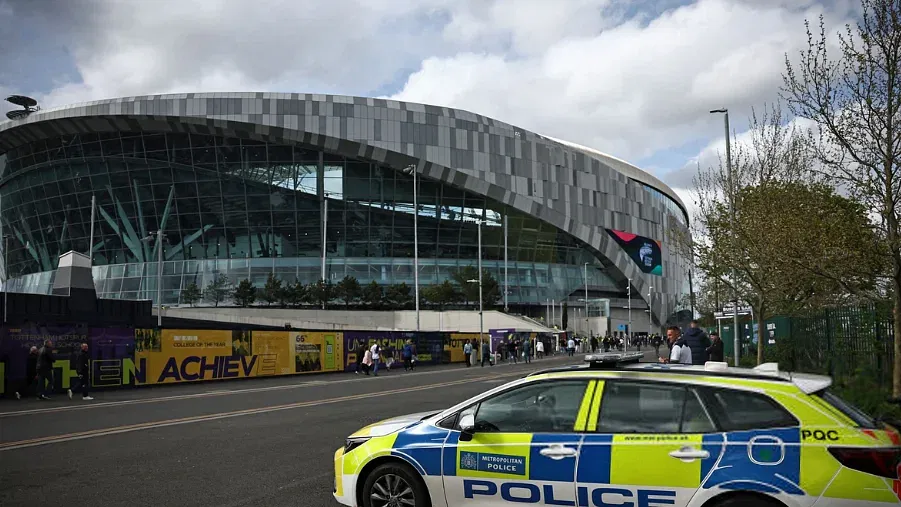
(0, 93), (691, 322)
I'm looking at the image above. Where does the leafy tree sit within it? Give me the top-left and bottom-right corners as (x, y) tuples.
(336, 276), (362, 308)
(781, 0), (901, 395)
(363, 280), (384, 308)
(562, 302), (569, 331)
(288, 280), (306, 308)
(387, 283), (414, 309)
(694, 181), (882, 366)
(276, 282), (292, 308)
(182, 281), (201, 307)
(262, 273), (282, 306)
(204, 274), (230, 307)
(308, 279), (334, 309)
(450, 266), (500, 308)
(234, 278), (257, 308)
(422, 280), (460, 310)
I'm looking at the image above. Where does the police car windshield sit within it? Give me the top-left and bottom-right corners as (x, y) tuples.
(818, 390), (877, 429)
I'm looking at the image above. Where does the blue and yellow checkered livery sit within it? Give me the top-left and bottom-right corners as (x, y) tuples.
(334, 367), (901, 507)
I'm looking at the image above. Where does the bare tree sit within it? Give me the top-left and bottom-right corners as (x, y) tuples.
(782, 0), (901, 396)
(672, 103), (816, 364)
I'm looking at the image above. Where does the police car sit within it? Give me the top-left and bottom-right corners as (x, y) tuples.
(333, 352), (901, 507)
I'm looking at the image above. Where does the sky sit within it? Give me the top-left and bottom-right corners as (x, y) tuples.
(0, 0), (860, 217)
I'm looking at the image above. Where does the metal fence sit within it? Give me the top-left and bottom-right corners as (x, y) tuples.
(773, 303), (894, 387)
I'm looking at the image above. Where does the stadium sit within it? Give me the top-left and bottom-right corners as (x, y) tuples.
(0, 92), (691, 330)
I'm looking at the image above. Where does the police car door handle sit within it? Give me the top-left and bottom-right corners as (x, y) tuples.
(668, 447), (709, 461)
(539, 445), (578, 460)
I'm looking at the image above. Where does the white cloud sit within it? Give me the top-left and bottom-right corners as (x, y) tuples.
(1, 0), (858, 184)
(391, 0), (854, 164)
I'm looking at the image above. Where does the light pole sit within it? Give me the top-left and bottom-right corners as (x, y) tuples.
(711, 108), (740, 366)
(551, 299), (555, 329)
(87, 194), (96, 257)
(412, 166), (420, 331)
(503, 214), (508, 312)
(627, 278), (632, 341)
(142, 230), (164, 328)
(583, 263), (589, 337)
(321, 194), (328, 283)
(3, 234), (8, 324)
(467, 219), (486, 361)
(648, 286), (654, 336)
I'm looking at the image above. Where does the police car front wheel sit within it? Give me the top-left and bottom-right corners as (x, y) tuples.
(361, 462), (430, 507)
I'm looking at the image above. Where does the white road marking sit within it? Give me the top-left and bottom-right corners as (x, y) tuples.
(0, 358), (571, 418)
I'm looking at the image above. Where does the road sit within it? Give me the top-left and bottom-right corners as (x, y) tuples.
(0, 350), (656, 507)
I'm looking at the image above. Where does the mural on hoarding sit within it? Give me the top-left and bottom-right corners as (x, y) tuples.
(0, 326), (477, 394)
(0, 324), (94, 392)
(342, 332), (475, 371)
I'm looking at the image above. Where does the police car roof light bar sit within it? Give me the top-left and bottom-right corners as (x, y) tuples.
(584, 351), (645, 369)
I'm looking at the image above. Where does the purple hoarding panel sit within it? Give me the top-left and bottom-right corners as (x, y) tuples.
(342, 332), (449, 372)
(0, 326), (135, 393)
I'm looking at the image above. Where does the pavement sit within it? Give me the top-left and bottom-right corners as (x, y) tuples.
(0, 348), (659, 507)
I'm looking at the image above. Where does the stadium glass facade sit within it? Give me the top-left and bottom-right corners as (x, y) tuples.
(0, 132), (617, 306)
(0, 92), (691, 323)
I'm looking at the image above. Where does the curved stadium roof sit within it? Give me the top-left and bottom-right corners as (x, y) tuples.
(0, 92), (690, 321)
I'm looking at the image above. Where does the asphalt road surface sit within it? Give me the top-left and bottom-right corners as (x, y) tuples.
(0, 349), (658, 507)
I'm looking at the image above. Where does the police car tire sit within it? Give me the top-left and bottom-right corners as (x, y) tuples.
(709, 494), (785, 507)
(361, 462), (430, 507)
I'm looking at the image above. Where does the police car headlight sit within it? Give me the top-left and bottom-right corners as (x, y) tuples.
(345, 436), (370, 453)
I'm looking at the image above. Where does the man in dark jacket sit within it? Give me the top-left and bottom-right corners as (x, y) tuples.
(682, 321), (712, 365)
(707, 332), (725, 362)
(68, 343), (93, 401)
(36, 340), (55, 400)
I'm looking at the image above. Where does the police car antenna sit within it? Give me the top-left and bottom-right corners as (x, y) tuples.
(584, 351), (645, 369)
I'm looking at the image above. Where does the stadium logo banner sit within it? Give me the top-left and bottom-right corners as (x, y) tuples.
(606, 229), (663, 275)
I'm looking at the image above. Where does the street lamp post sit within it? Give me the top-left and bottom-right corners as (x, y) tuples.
(711, 108), (740, 366)
(142, 230), (164, 328)
(321, 194), (328, 282)
(648, 286), (654, 336)
(412, 166), (420, 331)
(583, 263), (589, 337)
(467, 219), (486, 362)
(478, 220), (483, 355)
(503, 214), (508, 312)
(3, 234), (8, 324)
(627, 278), (632, 342)
(551, 299), (555, 329)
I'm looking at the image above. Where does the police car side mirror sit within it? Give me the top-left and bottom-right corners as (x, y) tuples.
(459, 413), (476, 441)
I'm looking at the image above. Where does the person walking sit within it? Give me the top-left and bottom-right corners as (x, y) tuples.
(370, 343), (382, 376)
(68, 342), (94, 401)
(522, 336), (532, 364)
(14, 346), (39, 400)
(362, 347), (373, 375)
(567, 337), (576, 356)
(355, 344), (367, 374)
(707, 332), (725, 362)
(402, 340), (415, 371)
(535, 339), (544, 359)
(463, 341), (472, 367)
(480, 341), (491, 367)
(36, 340), (55, 400)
